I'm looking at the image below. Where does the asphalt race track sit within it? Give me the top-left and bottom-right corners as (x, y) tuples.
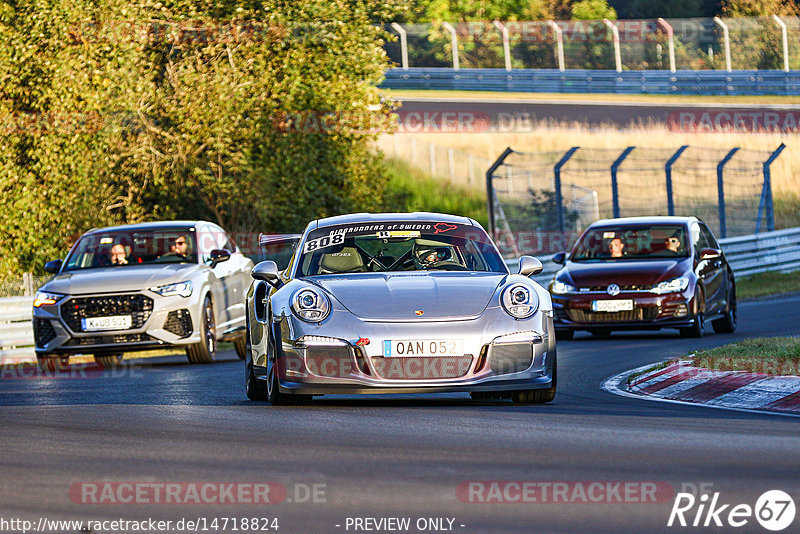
(1, 293), (799, 533)
(395, 95), (800, 129)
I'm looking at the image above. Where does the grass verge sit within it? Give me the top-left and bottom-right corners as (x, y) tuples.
(692, 337), (800, 375)
(384, 157), (488, 228)
(737, 270), (800, 300)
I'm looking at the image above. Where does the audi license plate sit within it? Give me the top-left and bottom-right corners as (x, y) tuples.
(81, 315), (132, 332)
(383, 339), (463, 357)
(592, 300), (634, 313)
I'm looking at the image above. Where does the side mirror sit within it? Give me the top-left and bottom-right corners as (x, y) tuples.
(552, 251), (567, 265)
(699, 248), (722, 261)
(518, 256), (543, 277)
(210, 249), (231, 267)
(44, 259), (62, 274)
(251, 260), (280, 283)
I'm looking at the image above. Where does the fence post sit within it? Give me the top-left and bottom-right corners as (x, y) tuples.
(665, 145), (688, 216)
(554, 147), (580, 234)
(657, 18), (676, 73)
(23, 272), (35, 296)
(603, 19), (622, 73)
(772, 16), (789, 73)
(390, 23), (409, 69)
(611, 147), (635, 218)
(486, 147), (514, 237)
(713, 17), (732, 72)
(493, 20), (512, 71)
(756, 143), (786, 233)
(547, 21), (565, 72)
(442, 22), (460, 70)
(716, 147), (739, 239)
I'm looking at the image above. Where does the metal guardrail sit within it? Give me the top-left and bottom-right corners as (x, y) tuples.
(2, 226), (798, 362)
(509, 226), (800, 285)
(381, 68), (800, 96)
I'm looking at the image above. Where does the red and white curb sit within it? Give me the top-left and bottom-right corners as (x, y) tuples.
(602, 359), (800, 417)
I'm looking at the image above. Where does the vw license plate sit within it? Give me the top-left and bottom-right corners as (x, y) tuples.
(383, 339), (463, 357)
(81, 315), (132, 332)
(592, 300), (634, 312)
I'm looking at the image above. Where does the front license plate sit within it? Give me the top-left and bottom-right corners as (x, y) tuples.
(81, 315), (132, 332)
(382, 339), (463, 357)
(592, 300), (634, 312)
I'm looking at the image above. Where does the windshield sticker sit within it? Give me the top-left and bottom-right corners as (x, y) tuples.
(603, 231), (616, 239)
(433, 223), (458, 234)
(376, 230), (421, 239)
(100, 237), (113, 244)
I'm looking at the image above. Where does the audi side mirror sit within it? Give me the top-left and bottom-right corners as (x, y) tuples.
(518, 256), (543, 277)
(552, 251), (567, 265)
(44, 259), (62, 274)
(209, 249), (231, 267)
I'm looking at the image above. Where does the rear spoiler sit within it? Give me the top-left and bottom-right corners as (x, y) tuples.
(258, 233), (302, 247)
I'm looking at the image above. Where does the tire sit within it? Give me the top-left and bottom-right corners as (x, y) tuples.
(589, 328), (612, 338)
(36, 355), (69, 372)
(186, 295), (216, 364)
(267, 326), (311, 406)
(233, 333), (247, 360)
(712, 283), (737, 334)
(512, 355), (557, 405)
(555, 329), (574, 340)
(680, 290), (705, 338)
(94, 354), (123, 367)
(245, 358), (268, 402)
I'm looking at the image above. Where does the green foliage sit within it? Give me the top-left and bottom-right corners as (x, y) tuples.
(571, 0), (617, 19)
(383, 158), (488, 228)
(0, 0), (401, 278)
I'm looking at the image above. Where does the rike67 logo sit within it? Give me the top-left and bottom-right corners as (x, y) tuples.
(668, 490), (796, 531)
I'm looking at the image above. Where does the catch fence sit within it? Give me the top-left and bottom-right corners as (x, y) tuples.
(486, 144), (785, 257)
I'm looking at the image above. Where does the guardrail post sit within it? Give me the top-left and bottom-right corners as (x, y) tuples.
(716, 147), (739, 239)
(713, 17), (732, 72)
(772, 16), (789, 73)
(603, 19), (622, 73)
(665, 145), (688, 216)
(611, 147), (635, 218)
(486, 147), (514, 237)
(390, 23), (409, 69)
(493, 21), (512, 71)
(442, 22), (460, 70)
(657, 18), (676, 73)
(756, 143), (786, 233)
(547, 21), (565, 72)
(554, 147), (580, 234)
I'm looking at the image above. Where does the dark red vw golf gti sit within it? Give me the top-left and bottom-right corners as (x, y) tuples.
(549, 217), (736, 339)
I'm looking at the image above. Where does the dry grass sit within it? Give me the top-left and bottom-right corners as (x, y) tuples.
(382, 123), (799, 194)
(692, 337), (800, 375)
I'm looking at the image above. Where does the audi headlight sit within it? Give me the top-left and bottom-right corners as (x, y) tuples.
(292, 288), (331, 322)
(33, 291), (65, 308)
(501, 284), (539, 319)
(650, 276), (690, 295)
(150, 280), (193, 297)
(551, 280), (576, 295)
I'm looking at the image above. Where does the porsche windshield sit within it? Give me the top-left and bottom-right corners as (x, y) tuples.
(296, 222), (506, 276)
(571, 225), (689, 261)
(63, 229), (198, 271)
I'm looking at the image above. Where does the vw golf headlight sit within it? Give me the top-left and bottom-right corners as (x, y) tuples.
(292, 288), (331, 322)
(650, 276), (690, 295)
(501, 284), (539, 319)
(551, 280), (576, 295)
(33, 291), (65, 307)
(150, 280), (193, 297)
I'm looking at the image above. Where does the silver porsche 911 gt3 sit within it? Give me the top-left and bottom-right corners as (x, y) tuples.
(244, 213), (556, 405)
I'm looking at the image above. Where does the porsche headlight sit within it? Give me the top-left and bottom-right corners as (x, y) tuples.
(292, 288), (331, 322)
(501, 284), (539, 319)
(150, 280), (193, 297)
(650, 276), (690, 295)
(33, 291), (65, 307)
(551, 280), (576, 295)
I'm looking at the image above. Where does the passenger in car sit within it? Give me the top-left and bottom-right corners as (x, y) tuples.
(110, 243), (129, 265)
(608, 237), (626, 258)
